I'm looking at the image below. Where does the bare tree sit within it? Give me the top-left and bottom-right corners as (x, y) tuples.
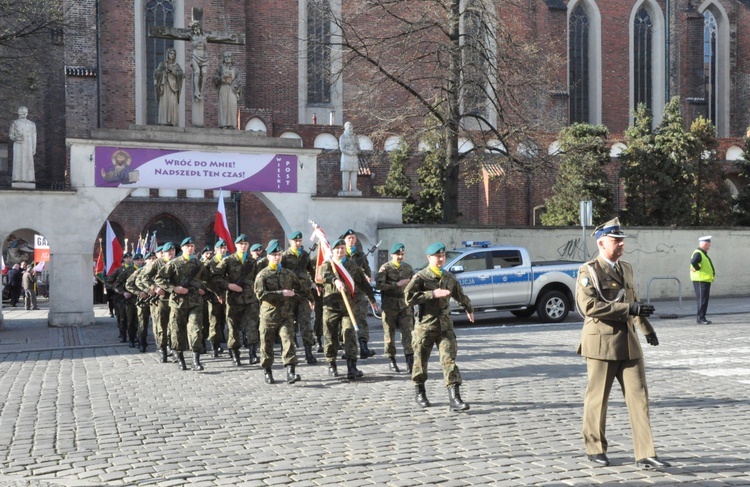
(313, 0), (563, 222)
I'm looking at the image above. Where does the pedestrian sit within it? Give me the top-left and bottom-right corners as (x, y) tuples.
(6, 264), (22, 307)
(690, 235), (715, 325)
(405, 242), (473, 412)
(376, 243), (414, 373)
(254, 239), (309, 384)
(155, 237), (209, 371)
(281, 230), (318, 364)
(340, 229), (376, 359)
(321, 238), (378, 379)
(576, 217), (670, 469)
(22, 263), (39, 310)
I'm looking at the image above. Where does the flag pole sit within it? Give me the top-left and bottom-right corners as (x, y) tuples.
(328, 259), (359, 332)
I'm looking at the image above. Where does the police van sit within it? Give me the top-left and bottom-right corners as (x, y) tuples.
(437, 241), (581, 322)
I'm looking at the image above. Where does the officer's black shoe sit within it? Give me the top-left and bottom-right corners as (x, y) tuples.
(587, 453), (610, 466)
(448, 385), (470, 412)
(316, 336), (324, 353)
(249, 344), (260, 364)
(346, 359), (364, 379)
(264, 367), (275, 384)
(698, 319), (712, 324)
(286, 364), (301, 384)
(192, 352), (204, 371)
(328, 361), (338, 377)
(636, 457), (671, 469)
(405, 354), (414, 374)
(159, 347), (169, 363)
(231, 348), (242, 366)
(176, 352), (188, 371)
(415, 384), (431, 408)
(304, 344), (317, 364)
(388, 357), (400, 373)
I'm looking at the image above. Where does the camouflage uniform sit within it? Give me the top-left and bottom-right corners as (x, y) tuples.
(106, 267), (126, 341)
(125, 266), (150, 351)
(376, 260), (414, 359)
(404, 267), (473, 387)
(155, 255), (208, 352)
(204, 254), (226, 350)
(321, 258), (375, 361)
(347, 245), (373, 343)
(136, 256), (171, 352)
(281, 246), (316, 347)
(254, 265), (308, 367)
(211, 252), (258, 351)
(114, 264), (139, 346)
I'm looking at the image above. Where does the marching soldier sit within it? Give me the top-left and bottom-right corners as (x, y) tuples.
(250, 243), (268, 272)
(576, 218), (670, 469)
(255, 239), (310, 384)
(376, 243), (414, 373)
(126, 251), (156, 352)
(281, 230), (318, 364)
(405, 242), (473, 412)
(106, 253), (130, 343)
(137, 243), (176, 363)
(199, 245), (215, 354)
(114, 252), (142, 348)
(205, 239), (228, 356)
(340, 229), (376, 359)
(155, 237), (209, 371)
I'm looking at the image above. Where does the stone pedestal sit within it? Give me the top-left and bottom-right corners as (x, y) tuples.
(192, 98), (204, 128)
(12, 182), (36, 190)
(338, 190), (362, 197)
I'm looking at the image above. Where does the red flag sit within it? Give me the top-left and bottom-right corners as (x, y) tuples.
(105, 220), (123, 276)
(94, 249), (104, 279)
(214, 189), (236, 253)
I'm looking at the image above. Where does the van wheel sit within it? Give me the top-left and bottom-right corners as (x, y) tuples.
(536, 291), (569, 323)
(510, 308), (535, 318)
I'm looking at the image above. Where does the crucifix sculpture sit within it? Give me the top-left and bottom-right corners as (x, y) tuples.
(149, 8), (245, 128)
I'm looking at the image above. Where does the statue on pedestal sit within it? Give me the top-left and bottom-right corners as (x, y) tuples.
(10, 106), (36, 189)
(213, 52), (241, 129)
(339, 122), (362, 196)
(154, 48), (185, 126)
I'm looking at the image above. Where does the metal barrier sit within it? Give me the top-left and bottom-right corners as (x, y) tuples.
(646, 276), (682, 305)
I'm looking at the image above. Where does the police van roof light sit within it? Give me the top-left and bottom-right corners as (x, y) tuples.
(461, 240), (491, 248)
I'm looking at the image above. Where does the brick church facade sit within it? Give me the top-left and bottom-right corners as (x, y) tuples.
(2, 0), (750, 250)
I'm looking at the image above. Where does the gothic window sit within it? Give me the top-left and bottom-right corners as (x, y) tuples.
(462, 2), (489, 116)
(569, 5), (590, 123)
(307, 0), (332, 105)
(145, 0), (175, 125)
(144, 214), (187, 251)
(633, 7), (653, 112)
(703, 10), (718, 127)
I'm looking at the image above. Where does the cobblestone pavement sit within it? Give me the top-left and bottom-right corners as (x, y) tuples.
(0, 301), (748, 486)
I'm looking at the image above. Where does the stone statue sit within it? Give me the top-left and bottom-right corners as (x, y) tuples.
(188, 21), (210, 101)
(213, 51), (241, 129)
(10, 106), (37, 189)
(154, 48), (185, 126)
(339, 121), (361, 196)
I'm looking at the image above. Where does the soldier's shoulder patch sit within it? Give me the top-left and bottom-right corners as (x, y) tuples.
(580, 277), (589, 287)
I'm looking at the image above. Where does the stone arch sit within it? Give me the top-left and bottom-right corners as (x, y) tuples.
(384, 135), (403, 152)
(314, 133), (338, 149)
(280, 132), (303, 146)
(726, 145), (744, 161)
(2, 229), (39, 267)
(245, 117), (268, 135)
(358, 135), (374, 151)
(568, 0), (602, 124)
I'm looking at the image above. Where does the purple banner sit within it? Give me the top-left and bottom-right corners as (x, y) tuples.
(95, 146), (297, 192)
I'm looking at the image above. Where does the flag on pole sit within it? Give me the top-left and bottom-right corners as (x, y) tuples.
(105, 221), (123, 276)
(310, 222), (355, 296)
(94, 248), (104, 281)
(34, 261), (45, 273)
(214, 189), (236, 253)
(1, 253), (6, 276)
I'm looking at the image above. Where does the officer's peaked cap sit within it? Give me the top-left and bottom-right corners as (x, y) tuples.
(592, 217), (627, 240)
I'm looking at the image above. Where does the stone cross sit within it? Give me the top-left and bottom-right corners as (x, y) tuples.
(149, 8), (245, 127)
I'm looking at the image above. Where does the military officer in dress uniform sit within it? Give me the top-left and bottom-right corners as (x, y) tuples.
(405, 242), (473, 412)
(576, 218), (671, 470)
(375, 243), (415, 373)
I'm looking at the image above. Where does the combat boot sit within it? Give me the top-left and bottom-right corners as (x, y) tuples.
(285, 364), (301, 384)
(346, 358), (364, 379)
(304, 344), (317, 364)
(328, 361), (338, 377)
(264, 367), (275, 384)
(448, 385), (470, 412)
(316, 336), (324, 353)
(176, 352), (188, 371)
(359, 339), (375, 359)
(139, 338), (147, 353)
(231, 348), (242, 366)
(249, 344), (260, 364)
(159, 346), (169, 363)
(212, 342), (222, 358)
(388, 357), (400, 372)
(415, 384), (430, 408)
(405, 354), (414, 374)
(192, 352), (204, 371)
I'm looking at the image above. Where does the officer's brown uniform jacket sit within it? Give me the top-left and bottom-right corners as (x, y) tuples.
(575, 256), (655, 361)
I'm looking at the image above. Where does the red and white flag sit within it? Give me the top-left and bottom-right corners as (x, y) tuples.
(214, 189), (236, 253)
(310, 222), (355, 296)
(105, 220), (123, 276)
(0, 253), (6, 276)
(34, 261), (45, 273)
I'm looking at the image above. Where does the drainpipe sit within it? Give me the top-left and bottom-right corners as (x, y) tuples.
(665, 0), (670, 101)
(96, 0), (103, 128)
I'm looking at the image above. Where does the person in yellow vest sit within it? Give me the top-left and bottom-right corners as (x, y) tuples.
(690, 236), (715, 324)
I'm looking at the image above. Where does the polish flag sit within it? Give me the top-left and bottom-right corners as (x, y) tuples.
(0, 253), (6, 275)
(310, 222), (354, 295)
(214, 189), (236, 253)
(105, 221), (123, 276)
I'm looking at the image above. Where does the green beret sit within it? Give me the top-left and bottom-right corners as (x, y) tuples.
(234, 234), (248, 244)
(288, 230), (303, 240)
(180, 237), (194, 246)
(425, 242), (446, 255)
(266, 239), (282, 254)
(133, 253), (144, 260)
(161, 242), (174, 251)
(339, 229), (356, 239)
(332, 239), (346, 249)
(144, 251), (156, 259)
(390, 243), (405, 254)
(123, 252), (132, 258)
(201, 246), (212, 254)
(250, 243), (262, 252)
(155, 245), (163, 253)
(214, 238), (226, 248)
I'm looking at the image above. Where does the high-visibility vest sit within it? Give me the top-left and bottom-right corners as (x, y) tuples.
(690, 249), (715, 283)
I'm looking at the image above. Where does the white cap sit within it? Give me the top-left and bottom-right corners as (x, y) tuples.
(698, 235), (712, 242)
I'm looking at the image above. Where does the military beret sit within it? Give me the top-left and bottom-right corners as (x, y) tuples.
(288, 230), (303, 240)
(332, 239), (347, 249)
(161, 242), (174, 251)
(201, 246), (212, 254)
(339, 229), (356, 239)
(133, 253), (144, 260)
(266, 239), (282, 254)
(390, 243), (405, 254)
(250, 243), (263, 252)
(155, 245), (163, 253)
(214, 238), (226, 248)
(144, 251), (156, 259)
(181, 237), (194, 246)
(425, 242), (446, 255)
(592, 217), (627, 240)
(123, 252), (133, 258)
(235, 234), (248, 244)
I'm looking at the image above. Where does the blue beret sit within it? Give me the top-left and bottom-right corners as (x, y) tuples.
(144, 251), (156, 259)
(425, 242), (446, 255)
(332, 239), (346, 249)
(155, 245), (163, 252)
(266, 239), (282, 254)
(288, 230), (303, 240)
(214, 238), (226, 248)
(339, 229), (356, 239)
(250, 243), (262, 252)
(390, 243), (405, 254)
(201, 246), (212, 254)
(235, 234), (248, 244)
(161, 242), (174, 251)
(181, 237), (194, 246)
(133, 253), (144, 260)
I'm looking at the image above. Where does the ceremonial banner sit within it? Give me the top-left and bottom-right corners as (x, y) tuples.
(94, 147), (298, 192)
(34, 234), (50, 262)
